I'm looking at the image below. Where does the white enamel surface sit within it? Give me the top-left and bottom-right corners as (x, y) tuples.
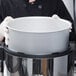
(8, 16), (71, 33)
(7, 16), (71, 55)
(8, 29), (69, 55)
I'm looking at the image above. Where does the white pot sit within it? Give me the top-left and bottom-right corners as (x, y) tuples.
(7, 15), (72, 55)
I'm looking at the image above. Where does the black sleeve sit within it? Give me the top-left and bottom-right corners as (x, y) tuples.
(0, 2), (3, 23)
(0, 0), (5, 60)
(56, 0), (73, 21)
(0, 0), (6, 23)
(56, 0), (76, 41)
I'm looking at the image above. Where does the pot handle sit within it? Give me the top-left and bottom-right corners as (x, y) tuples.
(0, 16), (14, 45)
(52, 14), (72, 32)
(52, 14), (60, 19)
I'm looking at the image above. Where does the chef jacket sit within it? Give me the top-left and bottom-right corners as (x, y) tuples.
(0, 0), (73, 21)
(0, 0), (75, 60)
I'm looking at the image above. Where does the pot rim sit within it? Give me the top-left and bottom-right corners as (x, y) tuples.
(7, 16), (72, 33)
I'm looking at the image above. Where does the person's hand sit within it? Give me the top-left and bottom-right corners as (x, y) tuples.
(0, 16), (14, 45)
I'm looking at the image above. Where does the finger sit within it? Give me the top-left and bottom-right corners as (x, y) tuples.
(4, 32), (9, 45)
(0, 35), (4, 42)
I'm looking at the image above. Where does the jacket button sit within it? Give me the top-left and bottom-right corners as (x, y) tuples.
(24, 4), (27, 7)
(38, 5), (42, 9)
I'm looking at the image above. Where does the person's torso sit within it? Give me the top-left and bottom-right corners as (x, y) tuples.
(2, 0), (57, 18)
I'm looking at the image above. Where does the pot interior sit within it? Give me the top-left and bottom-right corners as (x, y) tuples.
(8, 16), (71, 33)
